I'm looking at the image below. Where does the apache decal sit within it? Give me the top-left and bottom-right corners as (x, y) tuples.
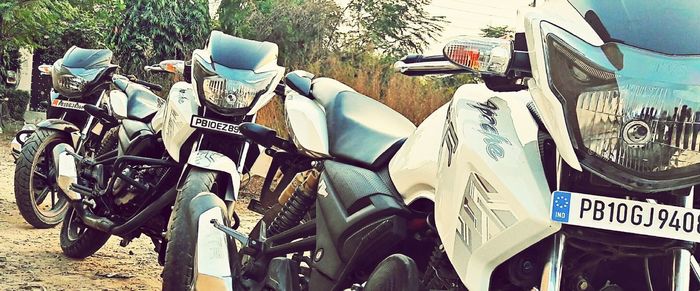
(51, 99), (86, 111)
(442, 104), (459, 167)
(468, 100), (511, 161)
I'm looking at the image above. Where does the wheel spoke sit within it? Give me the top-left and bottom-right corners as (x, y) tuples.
(33, 170), (48, 181)
(35, 188), (50, 205)
(50, 190), (56, 208)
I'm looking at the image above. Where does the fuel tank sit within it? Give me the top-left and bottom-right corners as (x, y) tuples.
(388, 103), (449, 205)
(434, 84), (559, 290)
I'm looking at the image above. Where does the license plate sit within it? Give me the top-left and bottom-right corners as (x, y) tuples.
(551, 191), (700, 242)
(51, 99), (86, 111)
(190, 116), (241, 136)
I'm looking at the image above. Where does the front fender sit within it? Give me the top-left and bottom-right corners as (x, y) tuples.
(185, 150), (241, 201)
(37, 119), (80, 133)
(36, 119), (80, 147)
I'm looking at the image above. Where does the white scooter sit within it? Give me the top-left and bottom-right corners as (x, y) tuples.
(188, 1), (700, 290)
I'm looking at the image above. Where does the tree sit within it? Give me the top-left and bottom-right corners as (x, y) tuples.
(217, 0), (342, 67)
(342, 0), (446, 58)
(480, 25), (514, 38)
(111, 0), (210, 74)
(0, 0), (76, 85)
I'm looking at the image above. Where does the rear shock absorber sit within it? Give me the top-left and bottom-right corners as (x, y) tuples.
(266, 168), (321, 237)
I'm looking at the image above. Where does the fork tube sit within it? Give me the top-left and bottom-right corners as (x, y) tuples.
(672, 189), (694, 291)
(541, 233), (566, 291)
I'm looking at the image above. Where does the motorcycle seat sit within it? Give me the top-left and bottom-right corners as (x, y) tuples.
(124, 85), (161, 122)
(311, 78), (416, 170)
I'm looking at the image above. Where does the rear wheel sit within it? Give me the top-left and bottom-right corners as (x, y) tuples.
(162, 168), (224, 291)
(14, 129), (70, 228)
(59, 206), (111, 259)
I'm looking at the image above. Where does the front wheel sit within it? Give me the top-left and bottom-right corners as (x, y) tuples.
(162, 168), (226, 291)
(14, 129), (70, 228)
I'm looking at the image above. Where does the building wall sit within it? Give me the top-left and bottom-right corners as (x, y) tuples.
(17, 48), (32, 93)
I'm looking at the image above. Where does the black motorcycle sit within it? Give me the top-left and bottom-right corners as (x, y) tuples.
(13, 47), (121, 228)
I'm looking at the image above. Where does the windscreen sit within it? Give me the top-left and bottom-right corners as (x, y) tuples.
(568, 0), (700, 55)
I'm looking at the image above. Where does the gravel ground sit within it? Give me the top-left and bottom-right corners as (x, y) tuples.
(0, 131), (262, 290)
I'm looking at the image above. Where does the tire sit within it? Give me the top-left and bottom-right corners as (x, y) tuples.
(59, 206), (111, 259)
(14, 129), (70, 228)
(162, 168), (223, 291)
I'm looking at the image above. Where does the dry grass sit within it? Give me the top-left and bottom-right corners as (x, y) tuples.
(257, 54), (463, 134)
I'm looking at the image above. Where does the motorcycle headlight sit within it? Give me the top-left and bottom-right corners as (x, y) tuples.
(193, 59), (280, 116)
(57, 74), (88, 93)
(201, 75), (270, 112)
(544, 23), (700, 191)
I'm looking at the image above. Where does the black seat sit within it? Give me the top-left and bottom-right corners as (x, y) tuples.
(124, 84), (161, 122)
(311, 78), (416, 170)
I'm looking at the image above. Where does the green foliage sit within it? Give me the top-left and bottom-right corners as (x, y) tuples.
(218, 0), (342, 67)
(343, 0), (446, 58)
(111, 0), (210, 74)
(480, 25), (514, 38)
(0, 86), (30, 120)
(0, 0), (77, 85)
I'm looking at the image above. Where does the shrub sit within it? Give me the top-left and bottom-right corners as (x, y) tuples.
(0, 87), (30, 121)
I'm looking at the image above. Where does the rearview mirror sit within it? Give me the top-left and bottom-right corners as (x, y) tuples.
(443, 36), (512, 76)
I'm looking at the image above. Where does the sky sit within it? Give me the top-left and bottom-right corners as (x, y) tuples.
(424, 0), (532, 53)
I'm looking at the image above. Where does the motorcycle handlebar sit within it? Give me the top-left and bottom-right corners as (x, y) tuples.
(127, 75), (163, 92)
(394, 55), (465, 76)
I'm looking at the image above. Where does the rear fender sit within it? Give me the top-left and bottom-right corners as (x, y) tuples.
(36, 119), (80, 147)
(182, 150), (241, 202)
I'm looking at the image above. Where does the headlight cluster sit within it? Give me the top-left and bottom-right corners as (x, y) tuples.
(201, 76), (269, 112)
(57, 74), (88, 94)
(193, 56), (279, 116)
(544, 23), (700, 190)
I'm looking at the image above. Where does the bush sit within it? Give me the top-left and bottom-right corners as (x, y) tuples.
(0, 87), (30, 121)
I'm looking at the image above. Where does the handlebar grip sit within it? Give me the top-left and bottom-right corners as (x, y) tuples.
(400, 54), (447, 64)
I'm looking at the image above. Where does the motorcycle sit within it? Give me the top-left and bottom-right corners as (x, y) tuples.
(11, 46), (146, 229)
(51, 31), (284, 291)
(184, 1), (700, 290)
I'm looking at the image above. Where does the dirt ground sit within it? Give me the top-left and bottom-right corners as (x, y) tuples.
(0, 132), (262, 290)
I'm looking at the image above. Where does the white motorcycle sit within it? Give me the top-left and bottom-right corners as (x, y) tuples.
(50, 31), (284, 291)
(187, 1), (700, 290)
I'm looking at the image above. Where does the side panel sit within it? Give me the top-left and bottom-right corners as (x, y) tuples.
(389, 103), (448, 204)
(284, 93), (330, 157)
(435, 84), (560, 290)
(162, 82), (198, 162)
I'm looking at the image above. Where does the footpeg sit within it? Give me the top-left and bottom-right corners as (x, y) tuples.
(210, 219), (248, 245)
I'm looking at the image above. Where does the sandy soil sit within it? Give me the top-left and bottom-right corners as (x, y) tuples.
(0, 132), (262, 290)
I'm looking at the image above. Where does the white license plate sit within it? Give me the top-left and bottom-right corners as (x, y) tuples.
(551, 191), (700, 242)
(51, 99), (86, 111)
(190, 116), (241, 136)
